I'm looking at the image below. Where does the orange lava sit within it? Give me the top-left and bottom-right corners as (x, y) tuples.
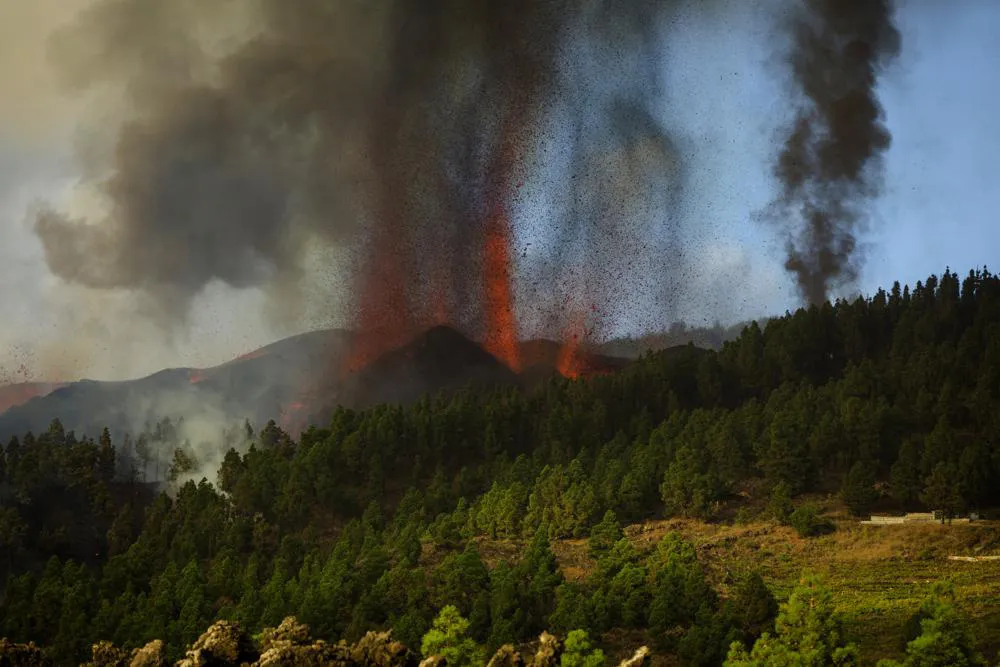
(556, 339), (583, 379)
(483, 207), (521, 372)
(344, 106), (531, 375)
(480, 107), (528, 373)
(556, 305), (601, 379)
(556, 328), (586, 379)
(188, 369), (206, 384)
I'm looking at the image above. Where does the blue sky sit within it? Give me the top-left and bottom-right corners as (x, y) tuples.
(0, 0), (998, 379)
(615, 0), (1000, 330)
(868, 1), (1000, 294)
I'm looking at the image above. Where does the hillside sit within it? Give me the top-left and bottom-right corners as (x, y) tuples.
(544, 511), (1000, 665)
(0, 382), (67, 415)
(341, 326), (522, 409)
(1, 267), (1000, 665)
(24, 509), (996, 667)
(0, 330), (348, 441)
(0, 324), (745, 439)
(0, 327), (632, 442)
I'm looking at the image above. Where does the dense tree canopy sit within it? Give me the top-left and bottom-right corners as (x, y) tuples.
(2, 267), (1000, 664)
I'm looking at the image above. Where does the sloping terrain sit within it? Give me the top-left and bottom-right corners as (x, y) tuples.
(339, 325), (522, 410)
(0, 382), (66, 415)
(465, 511), (1000, 666)
(0, 330), (352, 440)
(0, 327), (633, 441)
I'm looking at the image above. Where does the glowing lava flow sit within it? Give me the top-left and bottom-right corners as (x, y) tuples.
(556, 304), (601, 379)
(481, 110), (528, 373)
(483, 206), (521, 372)
(556, 334), (584, 379)
(345, 106), (529, 374)
(556, 312), (587, 379)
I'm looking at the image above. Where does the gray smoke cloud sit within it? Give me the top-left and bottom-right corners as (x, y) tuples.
(763, 0), (901, 305)
(30, 0), (687, 356)
(30, 0), (900, 363)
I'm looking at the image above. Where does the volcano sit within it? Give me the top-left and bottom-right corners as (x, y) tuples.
(0, 326), (631, 442)
(338, 325), (521, 410)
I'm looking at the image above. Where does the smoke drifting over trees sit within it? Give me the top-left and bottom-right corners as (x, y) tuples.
(30, 0), (899, 358)
(764, 0), (901, 305)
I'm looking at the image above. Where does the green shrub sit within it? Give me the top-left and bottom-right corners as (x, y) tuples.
(788, 504), (834, 538)
(421, 605), (486, 667)
(561, 629), (605, 667)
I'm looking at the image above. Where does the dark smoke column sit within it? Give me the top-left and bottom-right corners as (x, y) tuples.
(767, 0), (901, 306)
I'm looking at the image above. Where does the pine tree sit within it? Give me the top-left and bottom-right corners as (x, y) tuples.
(433, 542), (491, 638)
(4, 437), (19, 474)
(767, 482), (794, 524)
(421, 605), (486, 667)
(134, 434), (151, 483)
(517, 524), (563, 636)
(561, 629), (606, 667)
(724, 575), (857, 666)
(648, 534), (715, 644)
(549, 583), (592, 635)
(106, 504), (135, 557)
(98, 427), (116, 484)
(0, 508), (26, 571)
(217, 448), (245, 494)
(758, 408), (812, 493)
(488, 562), (522, 649)
(660, 444), (723, 519)
(729, 571), (778, 644)
(877, 584), (986, 667)
(890, 440), (923, 510)
(167, 446), (198, 484)
(921, 462), (964, 523)
(587, 510), (622, 561)
(841, 460), (878, 517)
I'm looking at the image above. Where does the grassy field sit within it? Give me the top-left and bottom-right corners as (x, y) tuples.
(471, 503), (1000, 665)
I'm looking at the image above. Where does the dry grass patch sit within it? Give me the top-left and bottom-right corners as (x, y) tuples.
(620, 518), (1000, 665)
(426, 517), (1000, 664)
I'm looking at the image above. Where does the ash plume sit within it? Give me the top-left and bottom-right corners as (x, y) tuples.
(32, 0), (687, 356)
(764, 0), (901, 305)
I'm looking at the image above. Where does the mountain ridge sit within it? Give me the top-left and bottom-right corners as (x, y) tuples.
(0, 326), (635, 441)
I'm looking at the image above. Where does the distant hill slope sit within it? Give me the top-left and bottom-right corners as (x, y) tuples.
(0, 327), (636, 441)
(593, 320), (755, 358)
(0, 330), (352, 441)
(0, 382), (67, 415)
